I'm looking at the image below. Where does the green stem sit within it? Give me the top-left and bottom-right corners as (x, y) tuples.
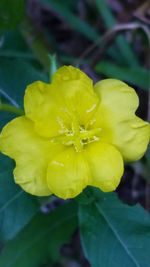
(0, 104), (24, 116)
(49, 54), (58, 81)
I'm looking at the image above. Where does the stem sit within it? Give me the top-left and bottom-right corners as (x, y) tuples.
(0, 104), (24, 116)
(49, 54), (58, 81)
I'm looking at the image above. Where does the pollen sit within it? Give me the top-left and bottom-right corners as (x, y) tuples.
(51, 115), (102, 152)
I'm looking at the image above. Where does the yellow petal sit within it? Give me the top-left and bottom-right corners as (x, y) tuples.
(47, 147), (90, 199)
(111, 116), (150, 161)
(24, 66), (99, 138)
(52, 66), (99, 126)
(0, 116), (63, 196)
(24, 81), (65, 138)
(94, 79), (150, 161)
(85, 142), (124, 192)
(52, 65), (92, 86)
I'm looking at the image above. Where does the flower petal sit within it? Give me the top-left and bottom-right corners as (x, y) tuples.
(24, 66), (99, 138)
(24, 81), (66, 138)
(94, 79), (150, 161)
(85, 142), (124, 192)
(52, 66), (100, 128)
(0, 117), (63, 196)
(47, 147), (90, 199)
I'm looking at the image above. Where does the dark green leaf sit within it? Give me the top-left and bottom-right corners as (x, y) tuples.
(95, 60), (149, 90)
(0, 155), (39, 241)
(0, 201), (78, 267)
(0, 41), (50, 241)
(0, 110), (15, 129)
(79, 188), (150, 267)
(0, 58), (48, 107)
(0, 30), (34, 59)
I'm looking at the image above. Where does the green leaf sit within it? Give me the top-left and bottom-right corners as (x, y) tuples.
(0, 110), (15, 129)
(0, 58), (48, 108)
(0, 201), (78, 267)
(0, 0), (25, 30)
(79, 188), (150, 267)
(95, 60), (149, 90)
(0, 31), (48, 120)
(0, 155), (39, 241)
(0, 30), (35, 59)
(0, 40), (50, 241)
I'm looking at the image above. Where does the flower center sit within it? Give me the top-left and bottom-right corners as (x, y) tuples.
(51, 116), (101, 152)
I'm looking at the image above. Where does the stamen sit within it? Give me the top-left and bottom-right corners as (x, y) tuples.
(50, 116), (101, 152)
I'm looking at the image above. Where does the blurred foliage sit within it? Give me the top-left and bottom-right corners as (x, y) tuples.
(0, 0), (25, 29)
(95, 61), (149, 90)
(0, 0), (150, 267)
(0, 202), (78, 267)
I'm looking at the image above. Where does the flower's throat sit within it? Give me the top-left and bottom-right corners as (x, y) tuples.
(51, 117), (101, 152)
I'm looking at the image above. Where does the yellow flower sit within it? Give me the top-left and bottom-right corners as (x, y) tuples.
(0, 66), (149, 199)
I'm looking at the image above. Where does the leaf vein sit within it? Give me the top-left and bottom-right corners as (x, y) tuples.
(95, 202), (141, 267)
